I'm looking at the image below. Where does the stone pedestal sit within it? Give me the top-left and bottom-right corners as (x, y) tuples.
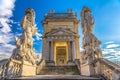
(81, 63), (95, 76)
(21, 61), (36, 76)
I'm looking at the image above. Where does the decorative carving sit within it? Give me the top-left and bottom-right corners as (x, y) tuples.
(46, 28), (76, 36)
(81, 7), (94, 34)
(58, 31), (64, 35)
(81, 7), (102, 64)
(11, 8), (38, 65)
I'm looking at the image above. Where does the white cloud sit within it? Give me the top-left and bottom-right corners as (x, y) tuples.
(0, 32), (16, 59)
(0, 0), (16, 59)
(0, 32), (14, 44)
(36, 31), (42, 40)
(35, 26), (42, 40)
(0, 0), (16, 33)
(102, 49), (116, 55)
(80, 47), (84, 52)
(104, 56), (114, 59)
(102, 41), (120, 63)
(0, 44), (15, 56)
(104, 41), (114, 44)
(106, 44), (120, 48)
(102, 48), (120, 62)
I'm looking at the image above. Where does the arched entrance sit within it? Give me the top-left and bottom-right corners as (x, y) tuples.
(54, 42), (68, 66)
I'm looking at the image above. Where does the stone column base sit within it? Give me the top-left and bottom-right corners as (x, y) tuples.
(46, 60), (55, 66)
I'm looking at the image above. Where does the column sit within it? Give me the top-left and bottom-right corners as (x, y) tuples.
(46, 41), (50, 61)
(49, 41), (51, 61)
(72, 41), (76, 61)
(68, 41), (72, 62)
(50, 41), (54, 61)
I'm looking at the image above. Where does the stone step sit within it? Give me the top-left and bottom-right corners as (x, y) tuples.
(37, 66), (80, 75)
(11, 75), (102, 80)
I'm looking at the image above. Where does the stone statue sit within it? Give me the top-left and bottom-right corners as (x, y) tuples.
(11, 8), (38, 65)
(81, 7), (102, 64)
(81, 7), (94, 34)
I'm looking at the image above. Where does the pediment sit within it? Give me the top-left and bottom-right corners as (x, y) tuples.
(45, 28), (76, 36)
(52, 30), (70, 35)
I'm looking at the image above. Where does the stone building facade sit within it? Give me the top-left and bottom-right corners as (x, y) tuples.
(42, 9), (80, 66)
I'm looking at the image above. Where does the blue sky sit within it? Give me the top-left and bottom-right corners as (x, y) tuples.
(0, 0), (120, 62)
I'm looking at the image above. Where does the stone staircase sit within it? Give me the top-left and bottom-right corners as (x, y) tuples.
(37, 66), (80, 75)
(8, 66), (103, 80)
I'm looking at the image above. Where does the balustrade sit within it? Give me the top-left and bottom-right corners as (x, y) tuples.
(96, 58), (120, 80)
(7, 59), (22, 77)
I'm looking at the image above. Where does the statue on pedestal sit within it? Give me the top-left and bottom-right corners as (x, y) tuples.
(11, 8), (38, 65)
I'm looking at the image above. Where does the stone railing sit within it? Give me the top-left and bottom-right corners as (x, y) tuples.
(0, 59), (8, 78)
(97, 58), (120, 80)
(36, 59), (45, 74)
(45, 13), (77, 19)
(6, 59), (22, 78)
(112, 61), (120, 66)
